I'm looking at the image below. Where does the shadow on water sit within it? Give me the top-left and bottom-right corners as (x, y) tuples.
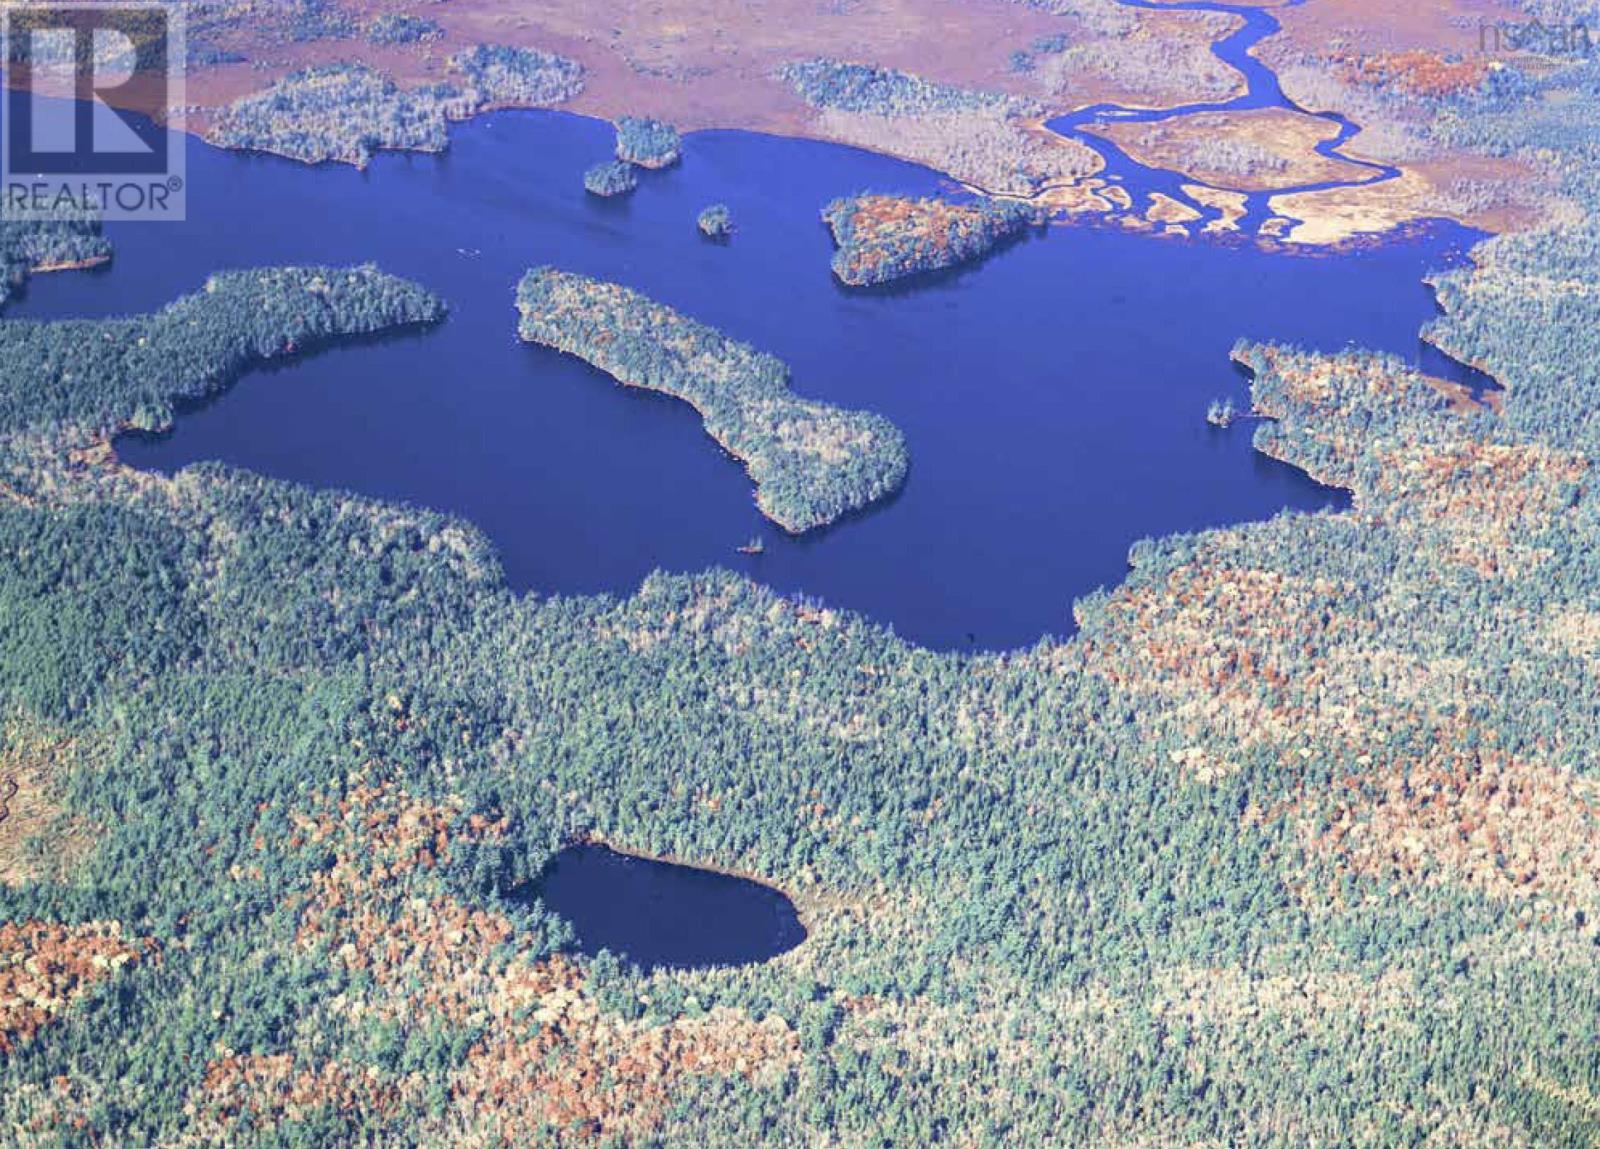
(521, 844), (807, 972)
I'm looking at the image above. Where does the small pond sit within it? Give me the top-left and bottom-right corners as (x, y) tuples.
(526, 844), (807, 971)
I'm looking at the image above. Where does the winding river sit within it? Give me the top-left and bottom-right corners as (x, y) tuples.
(1050, 0), (1400, 229)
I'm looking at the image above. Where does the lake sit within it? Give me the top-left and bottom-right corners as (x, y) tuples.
(527, 844), (806, 971)
(9, 108), (1482, 649)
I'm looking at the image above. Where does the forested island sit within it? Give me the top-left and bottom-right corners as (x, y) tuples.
(698, 204), (735, 239)
(516, 267), (907, 532)
(822, 193), (1040, 285)
(0, 266), (443, 438)
(584, 160), (639, 197)
(0, 217), (111, 308)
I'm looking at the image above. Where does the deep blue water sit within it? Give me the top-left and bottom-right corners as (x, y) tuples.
(528, 844), (806, 971)
(9, 109), (1481, 648)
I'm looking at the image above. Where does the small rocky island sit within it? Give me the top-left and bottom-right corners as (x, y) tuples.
(822, 193), (1040, 286)
(516, 267), (908, 532)
(698, 203), (734, 238)
(1206, 397), (1238, 427)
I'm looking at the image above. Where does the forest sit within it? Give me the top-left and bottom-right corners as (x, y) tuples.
(181, 0), (357, 58)
(779, 58), (1101, 198)
(363, 13), (441, 46)
(206, 65), (468, 166)
(0, 7), (1599, 1146)
(207, 46), (584, 167)
(780, 59), (1003, 117)
(451, 44), (586, 108)
(0, 218), (1597, 1136)
(515, 267), (908, 533)
(822, 193), (1040, 286)
(0, 217), (110, 309)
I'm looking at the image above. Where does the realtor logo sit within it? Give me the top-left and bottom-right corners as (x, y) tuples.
(2, 2), (185, 219)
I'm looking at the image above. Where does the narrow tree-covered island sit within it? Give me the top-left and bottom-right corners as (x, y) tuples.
(822, 194), (1040, 286)
(516, 267), (908, 531)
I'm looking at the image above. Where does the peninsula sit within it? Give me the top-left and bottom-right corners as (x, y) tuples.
(822, 193), (1040, 286)
(0, 216), (112, 308)
(0, 265), (444, 438)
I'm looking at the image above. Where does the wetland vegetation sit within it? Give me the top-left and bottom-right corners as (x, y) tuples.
(780, 58), (1100, 197)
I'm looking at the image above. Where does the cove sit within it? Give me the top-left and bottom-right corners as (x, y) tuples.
(12, 108), (1483, 649)
(526, 844), (806, 971)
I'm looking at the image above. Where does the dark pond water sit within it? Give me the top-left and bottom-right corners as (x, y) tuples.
(527, 844), (806, 971)
(10, 102), (1483, 648)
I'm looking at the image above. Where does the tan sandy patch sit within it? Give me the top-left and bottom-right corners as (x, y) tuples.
(1183, 182), (1248, 233)
(1086, 107), (1373, 193)
(1146, 191), (1202, 225)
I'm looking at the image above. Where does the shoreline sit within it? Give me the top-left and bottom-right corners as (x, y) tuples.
(2, 59), (1510, 253)
(30, 255), (113, 275)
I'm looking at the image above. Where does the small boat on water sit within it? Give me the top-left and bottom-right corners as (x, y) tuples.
(736, 536), (765, 555)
